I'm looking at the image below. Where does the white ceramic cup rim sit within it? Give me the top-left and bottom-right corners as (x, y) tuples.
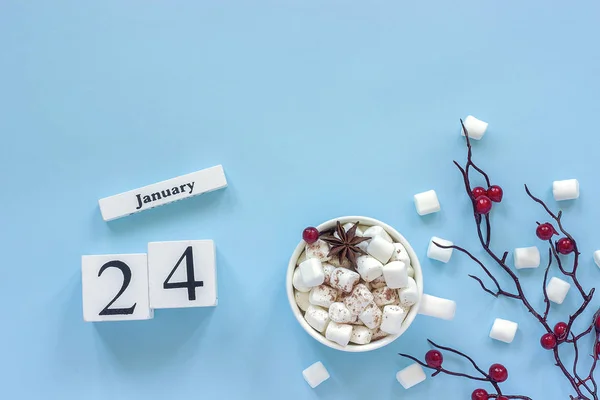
(286, 216), (424, 352)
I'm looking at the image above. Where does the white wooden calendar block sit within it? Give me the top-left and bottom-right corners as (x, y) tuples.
(81, 254), (153, 322)
(148, 240), (217, 309)
(98, 165), (227, 221)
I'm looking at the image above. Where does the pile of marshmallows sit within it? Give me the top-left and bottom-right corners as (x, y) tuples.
(293, 223), (417, 347)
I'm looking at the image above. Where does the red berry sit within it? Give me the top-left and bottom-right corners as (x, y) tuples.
(302, 227), (319, 244)
(472, 186), (487, 199)
(471, 388), (489, 400)
(595, 342), (600, 357)
(594, 312), (600, 332)
(497, 397), (509, 400)
(536, 223), (555, 240)
(489, 363), (508, 382)
(541, 333), (557, 349)
(556, 237), (575, 254)
(554, 322), (568, 340)
(475, 196), (493, 214)
(425, 350), (443, 368)
(487, 185), (504, 202)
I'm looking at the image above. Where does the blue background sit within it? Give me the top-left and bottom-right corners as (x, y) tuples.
(1, 1), (600, 399)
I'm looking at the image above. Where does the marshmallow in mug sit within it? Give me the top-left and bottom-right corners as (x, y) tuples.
(398, 277), (419, 306)
(305, 239), (331, 262)
(356, 255), (384, 282)
(343, 284), (374, 315)
(309, 285), (339, 308)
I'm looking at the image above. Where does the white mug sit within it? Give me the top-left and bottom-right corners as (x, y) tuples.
(286, 216), (455, 352)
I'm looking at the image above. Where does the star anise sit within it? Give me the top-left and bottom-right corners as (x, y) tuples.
(320, 221), (370, 267)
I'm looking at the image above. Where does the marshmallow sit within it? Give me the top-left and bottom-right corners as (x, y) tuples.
(329, 267), (360, 293)
(383, 261), (408, 289)
(370, 275), (387, 289)
(343, 283), (374, 315)
(547, 277), (571, 304)
(553, 179), (579, 201)
(322, 263), (335, 285)
(293, 268), (310, 293)
(309, 285), (338, 308)
(489, 318), (518, 343)
(390, 242), (411, 265)
(418, 294), (456, 320)
(363, 226), (393, 243)
(414, 190), (440, 216)
(295, 290), (310, 311)
(594, 250), (600, 268)
(325, 321), (353, 347)
(306, 239), (331, 262)
(329, 302), (355, 323)
(396, 363), (426, 389)
(367, 237), (395, 264)
(461, 115), (488, 140)
(514, 246), (540, 269)
(371, 329), (389, 341)
(427, 236), (453, 263)
(299, 258), (325, 287)
(372, 286), (399, 307)
(350, 325), (373, 344)
(380, 305), (408, 334)
(398, 277), (419, 306)
(359, 302), (383, 329)
(407, 265), (415, 278)
(305, 305), (330, 333)
(302, 361), (330, 388)
(356, 255), (384, 282)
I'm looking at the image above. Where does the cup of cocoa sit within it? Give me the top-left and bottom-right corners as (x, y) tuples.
(286, 216), (455, 352)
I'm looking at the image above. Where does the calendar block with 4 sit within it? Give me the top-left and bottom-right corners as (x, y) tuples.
(148, 240), (217, 309)
(81, 254), (153, 322)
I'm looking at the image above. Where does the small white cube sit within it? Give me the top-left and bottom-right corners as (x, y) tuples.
(343, 284), (374, 315)
(356, 255), (385, 281)
(293, 268), (310, 293)
(547, 277), (571, 304)
(514, 246), (540, 269)
(390, 242), (411, 265)
(309, 285), (339, 308)
(350, 325), (373, 344)
(398, 277), (419, 306)
(367, 236), (395, 264)
(396, 363), (426, 389)
(329, 267), (360, 293)
(380, 305), (408, 334)
(148, 240), (217, 309)
(414, 190), (440, 216)
(302, 361), (330, 388)
(383, 261), (408, 289)
(299, 258), (325, 287)
(372, 286), (399, 307)
(362, 225), (393, 243)
(305, 305), (330, 333)
(553, 179), (579, 201)
(325, 321), (353, 347)
(359, 302), (383, 329)
(305, 239), (331, 262)
(322, 263), (335, 285)
(295, 290), (310, 312)
(594, 250), (600, 268)
(417, 294), (456, 320)
(427, 236), (453, 263)
(461, 115), (488, 140)
(489, 318), (518, 343)
(82, 254), (153, 322)
(328, 302), (355, 323)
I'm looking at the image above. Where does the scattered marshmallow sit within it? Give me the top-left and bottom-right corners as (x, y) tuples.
(489, 318), (518, 343)
(594, 250), (600, 268)
(390, 242), (411, 265)
(418, 294), (456, 320)
(461, 115), (488, 140)
(356, 255), (384, 282)
(325, 321), (353, 347)
(383, 261), (408, 289)
(553, 179), (579, 201)
(372, 286), (399, 307)
(306, 239), (331, 262)
(363, 226), (393, 243)
(295, 290), (310, 311)
(329, 302), (355, 323)
(322, 263), (335, 285)
(396, 363), (426, 389)
(547, 277), (571, 304)
(427, 236), (453, 263)
(302, 361), (330, 388)
(414, 190), (440, 216)
(309, 285), (339, 308)
(514, 246), (540, 269)
(380, 305), (407, 334)
(293, 268), (310, 293)
(350, 325), (373, 344)
(407, 265), (415, 278)
(371, 329), (389, 341)
(299, 258), (325, 287)
(367, 236), (395, 264)
(343, 283), (374, 315)
(305, 305), (330, 333)
(329, 267), (360, 293)
(359, 302), (383, 329)
(398, 277), (419, 306)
